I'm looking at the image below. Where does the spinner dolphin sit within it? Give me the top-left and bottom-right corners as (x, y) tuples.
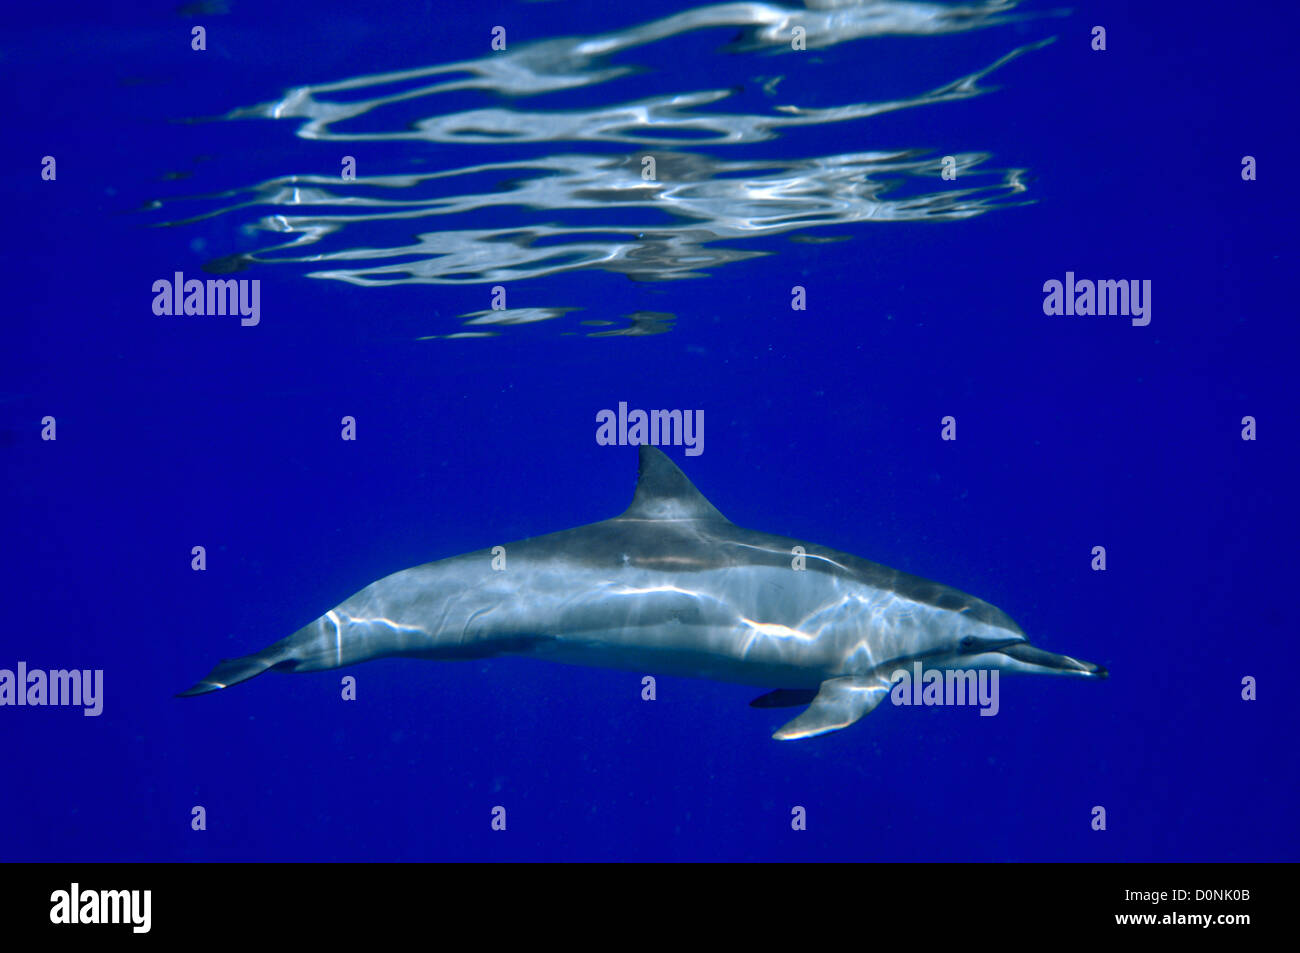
(180, 446), (1106, 738)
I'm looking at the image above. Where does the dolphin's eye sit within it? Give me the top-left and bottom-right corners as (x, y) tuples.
(960, 636), (977, 651)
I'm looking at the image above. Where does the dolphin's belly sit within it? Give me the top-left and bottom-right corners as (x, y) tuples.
(523, 627), (829, 688)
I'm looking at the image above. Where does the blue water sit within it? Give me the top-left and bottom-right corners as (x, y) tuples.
(2, 0), (1295, 862)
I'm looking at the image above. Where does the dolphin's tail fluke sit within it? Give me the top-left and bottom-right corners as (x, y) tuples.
(177, 637), (295, 697)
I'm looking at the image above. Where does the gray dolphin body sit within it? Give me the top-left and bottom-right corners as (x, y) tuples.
(180, 446), (1106, 738)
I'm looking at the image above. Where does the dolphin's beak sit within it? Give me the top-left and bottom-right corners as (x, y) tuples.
(996, 642), (1108, 678)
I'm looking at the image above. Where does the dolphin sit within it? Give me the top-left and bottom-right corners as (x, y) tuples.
(179, 446), (1106, 738)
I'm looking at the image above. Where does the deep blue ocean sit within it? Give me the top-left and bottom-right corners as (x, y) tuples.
(2, 0), (1295, 862)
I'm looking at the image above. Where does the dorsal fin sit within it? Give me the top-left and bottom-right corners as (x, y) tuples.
(619, 446), (728, 523)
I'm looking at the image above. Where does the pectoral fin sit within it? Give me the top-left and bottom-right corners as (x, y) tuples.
(772, 675), (892, 740)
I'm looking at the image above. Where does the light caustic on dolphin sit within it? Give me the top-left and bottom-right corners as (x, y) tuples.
(180, 446), (1106, 739)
